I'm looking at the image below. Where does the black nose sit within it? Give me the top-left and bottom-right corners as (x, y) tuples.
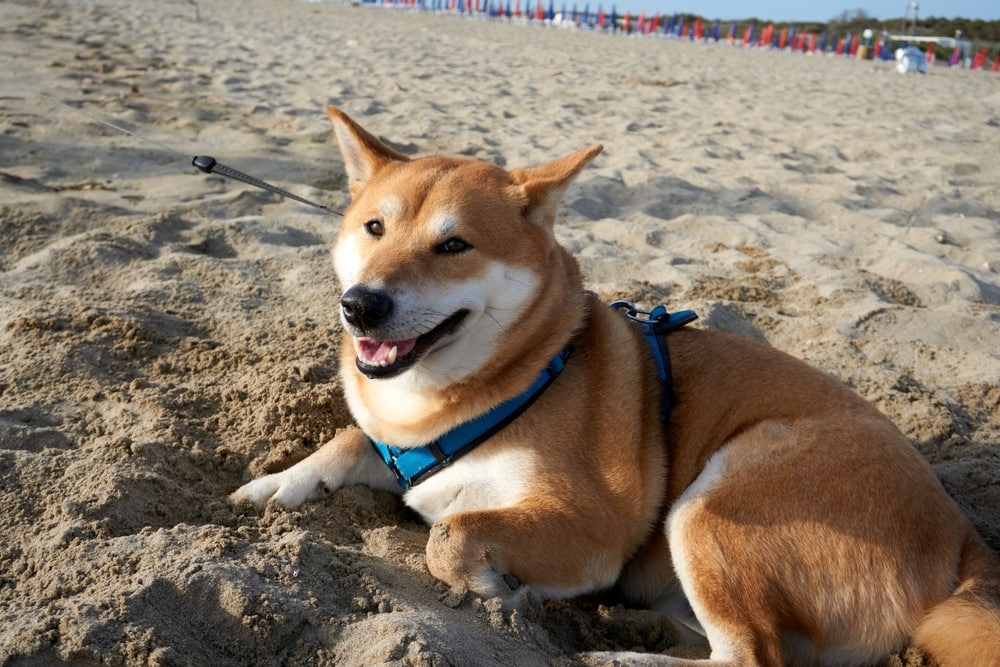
(341, 285), (393, 331)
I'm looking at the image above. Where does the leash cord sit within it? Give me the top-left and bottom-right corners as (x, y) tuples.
(191, 156), (328, 210)
(39, 94), (336, 214)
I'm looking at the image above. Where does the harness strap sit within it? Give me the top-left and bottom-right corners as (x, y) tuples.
(369, 300), (696, 491)
(371, 345), (573, 490)
(610, 301), (698, 424)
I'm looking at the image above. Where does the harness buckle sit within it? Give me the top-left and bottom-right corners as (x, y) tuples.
(610, 300), (698, 335)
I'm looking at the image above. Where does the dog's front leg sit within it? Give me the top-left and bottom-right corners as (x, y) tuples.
(426, 506), (620, 610)
(229, 427), (399, 508)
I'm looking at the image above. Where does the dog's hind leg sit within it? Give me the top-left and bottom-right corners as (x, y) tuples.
(229, 427), (399, 508)
(652, 446), (792, 667)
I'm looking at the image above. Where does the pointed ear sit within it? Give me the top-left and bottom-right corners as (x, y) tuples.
(508, 144), (602, 227)
(327, 106), (409, 197)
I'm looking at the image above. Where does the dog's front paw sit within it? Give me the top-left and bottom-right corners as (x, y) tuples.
(229, 466), (333, 509)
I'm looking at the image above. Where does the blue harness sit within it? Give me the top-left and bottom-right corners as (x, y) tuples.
(370, 301), (697, 490)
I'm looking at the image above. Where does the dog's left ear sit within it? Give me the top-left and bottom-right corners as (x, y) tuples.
(327, 106), (409, 197)
(509, 144), (603, 227)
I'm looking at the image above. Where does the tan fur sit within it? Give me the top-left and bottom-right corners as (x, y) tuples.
(231, 108), (1000, 666)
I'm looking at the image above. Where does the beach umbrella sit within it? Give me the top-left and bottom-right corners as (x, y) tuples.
(727, 20), (736, 43)
(926, 41), (936, 64)
(547, 0), (554, 21)
(994, 53), (1000, 71)
(694, 17), (703, 41)
(742, 23), (753, 46)
(597, 5), (605, 28)
(972, 47), (988, 69)
(788, 26), (796, 49)
(610, 5), (616, 31)
(948, 45), (960, 66)
(711, 19), (720, 42)
(623, 10), (630, 33)
(818, 30), (826, 52)
(760, 23), (772, 47)
(650, 13), (659, 34)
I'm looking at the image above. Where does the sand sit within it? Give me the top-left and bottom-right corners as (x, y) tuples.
(1, 0), (998, 664)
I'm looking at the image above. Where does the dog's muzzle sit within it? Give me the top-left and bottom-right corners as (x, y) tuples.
(341, 284), (469, 379)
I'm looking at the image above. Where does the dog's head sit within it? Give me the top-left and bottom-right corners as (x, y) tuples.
(327, 106), (601, 392)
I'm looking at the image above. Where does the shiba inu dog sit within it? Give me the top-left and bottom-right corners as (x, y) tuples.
(231, 107), (1000, 666)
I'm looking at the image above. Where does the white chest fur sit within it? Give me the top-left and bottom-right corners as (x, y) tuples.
(402, 446), (535, 524)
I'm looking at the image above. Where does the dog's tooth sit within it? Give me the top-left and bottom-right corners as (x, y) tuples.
(387, 345), (398, 366)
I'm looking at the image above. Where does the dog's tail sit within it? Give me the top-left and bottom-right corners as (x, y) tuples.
(913, 533), (1000, 667)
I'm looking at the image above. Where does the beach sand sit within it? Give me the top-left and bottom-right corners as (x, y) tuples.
(1, 0), (999, 664)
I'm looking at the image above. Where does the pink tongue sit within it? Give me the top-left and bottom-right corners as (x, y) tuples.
(357, 337), (417, 364)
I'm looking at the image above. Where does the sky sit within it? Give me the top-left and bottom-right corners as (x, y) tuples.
(620, 1), (1000, 22)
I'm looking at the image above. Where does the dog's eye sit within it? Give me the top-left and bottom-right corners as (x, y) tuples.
(364, 220), (385, 237)
(437, 237), (472, 255)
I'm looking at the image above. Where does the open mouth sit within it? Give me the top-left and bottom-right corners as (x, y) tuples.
(354, 309), (469, 379)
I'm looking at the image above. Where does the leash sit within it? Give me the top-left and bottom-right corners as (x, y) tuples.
(610, 300), (698, 424)
(38, 94), (338, 214)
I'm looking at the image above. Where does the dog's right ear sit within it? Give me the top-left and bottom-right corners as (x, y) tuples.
(327, 106), (409, 197)
(508, 144), (603, 230)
